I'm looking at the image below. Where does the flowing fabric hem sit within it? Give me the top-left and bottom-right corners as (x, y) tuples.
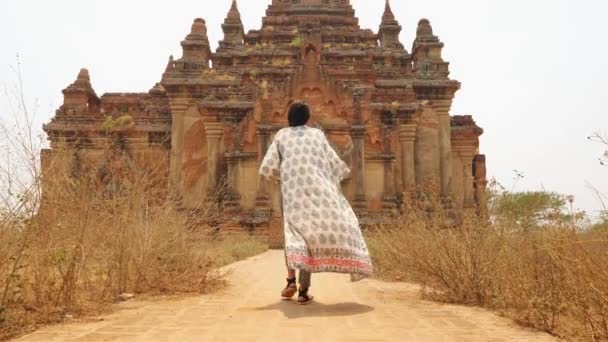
(286, 252), (373, 281)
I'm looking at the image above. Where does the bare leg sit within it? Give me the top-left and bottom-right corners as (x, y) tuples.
(287, 268), (296, 279)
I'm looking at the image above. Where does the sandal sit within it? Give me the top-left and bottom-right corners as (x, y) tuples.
(297, 287), (314, 305)
(281, 277), (297, 299)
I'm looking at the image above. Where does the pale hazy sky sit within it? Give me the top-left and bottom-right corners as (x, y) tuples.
(1, 0), (606, 218)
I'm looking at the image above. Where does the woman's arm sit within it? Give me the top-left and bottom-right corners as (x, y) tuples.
(259, 131), (282, 183)
(323, 132), (351, 185)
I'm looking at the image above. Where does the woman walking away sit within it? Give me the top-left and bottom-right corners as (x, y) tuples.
(259, 102), (373, 305)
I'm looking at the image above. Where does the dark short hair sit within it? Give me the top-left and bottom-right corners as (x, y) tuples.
(288, 102), (310, 127)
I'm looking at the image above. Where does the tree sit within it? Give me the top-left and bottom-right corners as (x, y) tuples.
(592, 210), (608, 231)
(491, 190), (568, 230)
(487, 177), (579, 230)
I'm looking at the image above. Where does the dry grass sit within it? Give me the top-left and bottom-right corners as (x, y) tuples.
(0, 163), (267, 340)
(367, 200), (608, 341)
(0, 61), (267, 340)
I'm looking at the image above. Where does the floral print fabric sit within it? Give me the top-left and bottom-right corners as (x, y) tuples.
(259, 126), (373, 281)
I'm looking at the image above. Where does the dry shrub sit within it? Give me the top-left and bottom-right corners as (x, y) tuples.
(0, 157), (267, 340)
(0, 61), (267, 340)
(368, 200), (608, 340)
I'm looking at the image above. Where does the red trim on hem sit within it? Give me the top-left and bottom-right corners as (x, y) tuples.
(287, 253), (372, 271)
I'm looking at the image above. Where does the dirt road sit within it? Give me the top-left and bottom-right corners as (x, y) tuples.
(16, 250), (555, 341)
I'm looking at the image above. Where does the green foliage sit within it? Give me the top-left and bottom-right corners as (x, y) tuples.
(592, 210), (608, 231)
(601, 210), (608, 224)
(488, 180), (569, 230)
(289, 36), (302, 48)
(101, 115), (135, 132)
(246, 43), (263, 53)
(271, 58), (292, 67)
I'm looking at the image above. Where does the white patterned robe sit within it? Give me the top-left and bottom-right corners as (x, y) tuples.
(259, 126), (373, 281)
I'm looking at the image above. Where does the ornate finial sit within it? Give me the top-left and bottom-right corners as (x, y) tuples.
(230, 0), (238, 13)
(77, 68), (90, 81)
(416, 18), (434, 37)
(191, 18), (207, 35)
(180, 18), (211, 64)
(220, 0), (244, 48)
(62, 68), (98, 100)
(69, 68), (94, 91)
(378, 0), (403, 49)
(414, 18), (439, 45)
(226, 0), (242, 23)
(382, 0), (396, 23)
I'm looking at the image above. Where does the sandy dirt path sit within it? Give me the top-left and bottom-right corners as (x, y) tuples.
(16, 250), (555, 341)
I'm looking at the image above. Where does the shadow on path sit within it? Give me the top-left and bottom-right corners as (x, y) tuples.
(243, 300), (374, 319)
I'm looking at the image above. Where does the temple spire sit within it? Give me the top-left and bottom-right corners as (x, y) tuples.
(415, 18), (439, 42)
(63, 68), (96, 96)
(178, 18), (211, 69)
(378, 0), (403, 50)
(382, 0), (396, 24)
(227, 0), (241, 23)
(60, 68), (100, 115)
(219, 0), (244, 49)
(412, 19), (448, 79)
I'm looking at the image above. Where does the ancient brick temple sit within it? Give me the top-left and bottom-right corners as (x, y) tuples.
(43, 0), (486, 244)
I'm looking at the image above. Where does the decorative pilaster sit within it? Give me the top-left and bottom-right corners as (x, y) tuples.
(381, 124), (398, 215)
(352, 89), (367, 215)
(222, 109), (249, 213)
(435, 100), (454, 202)
(352, 126), (366, 213)
(224, 151), (242, 212)
(203, 122), (224, 198)
(168, 98), (189, 194)
(474, 154), (488, 218)
(382, 156), (397, 214)
(451, 115), (484, 211)
(254, 125), (273, 221)
(454, 146), (476, 209)
(398, 124), (417, 200)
